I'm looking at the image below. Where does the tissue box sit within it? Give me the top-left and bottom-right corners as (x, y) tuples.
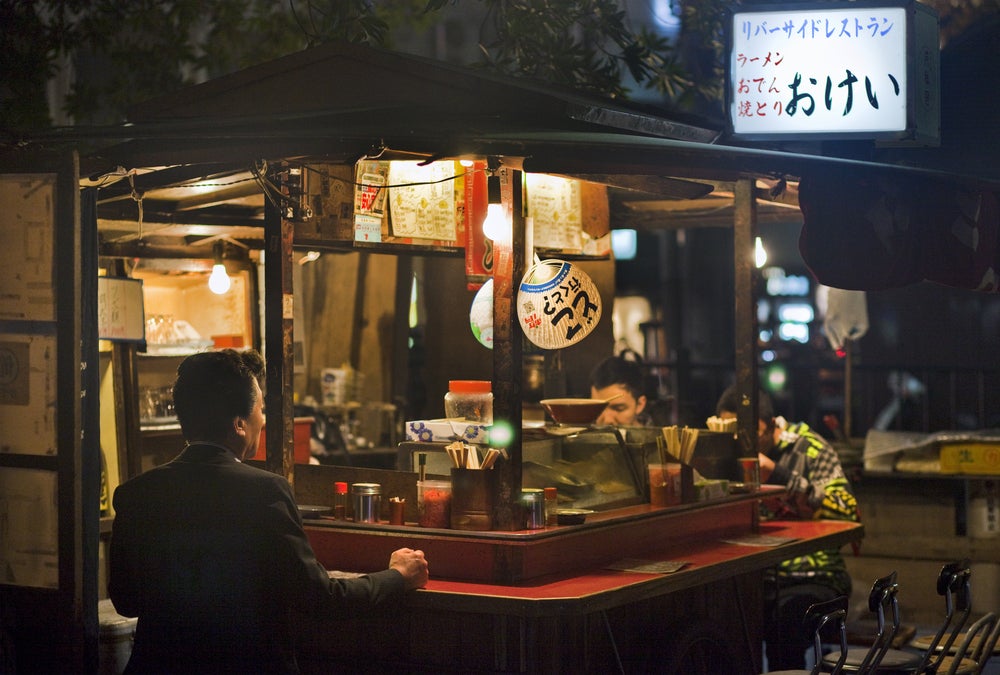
(939, 442), (1000, 475)
(406, 419), (490, 444)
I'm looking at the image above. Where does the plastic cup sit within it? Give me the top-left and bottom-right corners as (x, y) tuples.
(648, 463), (681, 507)
(417, 480), (452, 528)
(739, 457), (760, 491)
(389, 499), (406, 526)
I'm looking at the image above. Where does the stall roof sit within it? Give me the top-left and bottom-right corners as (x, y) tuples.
(58, 37), (994, 249)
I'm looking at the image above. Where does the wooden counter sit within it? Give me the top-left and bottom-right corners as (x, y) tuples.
(305, 491), (769, 584)
(298, 499), (864, 674)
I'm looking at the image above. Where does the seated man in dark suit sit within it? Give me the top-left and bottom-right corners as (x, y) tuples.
(109, 349), (428, 674)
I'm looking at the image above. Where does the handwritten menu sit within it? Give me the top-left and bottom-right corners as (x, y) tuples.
(97, 277), (145, 341)
(386, 161), (458, 241)
(0, 175), (56, 321)
(527, 174), (583, 252)
(730, 6), (909, 135)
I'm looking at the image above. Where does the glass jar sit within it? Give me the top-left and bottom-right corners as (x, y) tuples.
(351, 482), (381, 523)
(522, 489), (545, 529)
(444, 380), (493, 423)
(417, 479), (452, 528)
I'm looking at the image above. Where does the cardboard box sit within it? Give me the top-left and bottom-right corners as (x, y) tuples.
(939, 442), (1000, 475)
(406, 418), (490, 445)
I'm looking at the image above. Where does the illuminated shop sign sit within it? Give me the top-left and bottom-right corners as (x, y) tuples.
(726, 1), (939, 144)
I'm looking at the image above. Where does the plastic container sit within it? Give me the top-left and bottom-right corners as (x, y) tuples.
(444, 380), (493, 423)
(333, 481), (348, 519)
(417, 480), (452, 528)
(351, 482), (381, 523)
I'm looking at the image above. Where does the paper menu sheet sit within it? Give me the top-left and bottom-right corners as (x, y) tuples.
(720, 534), (797, 547)
(386, 161), (457, 241)
(605, 559), (688, 574)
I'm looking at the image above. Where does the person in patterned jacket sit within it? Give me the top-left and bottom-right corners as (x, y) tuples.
(716, 385), (860, 671)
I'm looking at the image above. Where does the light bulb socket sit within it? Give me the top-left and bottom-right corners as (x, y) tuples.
(212, 240), (226, 266)
(487, 174), (502, 205)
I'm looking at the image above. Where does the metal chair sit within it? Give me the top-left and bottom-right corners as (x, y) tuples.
(766, 595), (850, 675)
(911, 559), (974, 674)
(933, 612), (1000, 675)
(821, 571), (922, 674)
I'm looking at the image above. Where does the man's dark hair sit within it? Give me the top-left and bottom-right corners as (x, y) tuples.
(173, 349), (265, 442)
(715, 384), (775, 421)
(589, 355), (645, 400)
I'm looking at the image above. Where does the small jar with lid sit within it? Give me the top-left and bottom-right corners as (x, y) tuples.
(444, 380), (493, 423)
(351, 482), (382, 524)
(522, 489), (545, 529)
(333, 481), (348, 519)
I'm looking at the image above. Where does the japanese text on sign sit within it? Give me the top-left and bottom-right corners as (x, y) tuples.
(517, 260), (602, 350)
(730, 7), (908, 135)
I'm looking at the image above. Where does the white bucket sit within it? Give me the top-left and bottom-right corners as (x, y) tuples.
(98, 599), (136, 675)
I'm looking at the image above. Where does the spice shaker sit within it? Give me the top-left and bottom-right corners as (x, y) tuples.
(333, 481), (348, 519)
(351, 482), (382, 524)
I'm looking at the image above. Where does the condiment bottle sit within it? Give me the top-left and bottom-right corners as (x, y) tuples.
(444, 380), (493, 423)
(352, 482), (382, 524)
(544, 487), (558, 526)
(523, 489), (545, 529)
(333, 481), (348, 520)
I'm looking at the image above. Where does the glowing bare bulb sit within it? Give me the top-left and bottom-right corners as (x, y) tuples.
(755, 237), (768, 268)
(208, 263), (231, 294)
(482, 203), (509, 241)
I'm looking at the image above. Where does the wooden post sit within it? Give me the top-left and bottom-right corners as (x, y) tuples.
(733, 178), (760, 456)
(492, 167), (524, 531)
(264, 166), (296, 482)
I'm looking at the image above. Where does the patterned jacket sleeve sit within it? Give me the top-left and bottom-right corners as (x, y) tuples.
(779, 424), (859, 522)
(799, 427), (858, 521)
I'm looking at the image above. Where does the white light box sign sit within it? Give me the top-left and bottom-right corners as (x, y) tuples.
(727, 1), (939, 144)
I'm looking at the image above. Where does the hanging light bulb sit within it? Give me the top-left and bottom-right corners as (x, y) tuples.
(754, 236), (768, 268)
(481, 173), (509, 241)
(208, 242), (231, 294)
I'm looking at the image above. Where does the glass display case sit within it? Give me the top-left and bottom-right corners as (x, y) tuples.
(400, 424), (656, 512)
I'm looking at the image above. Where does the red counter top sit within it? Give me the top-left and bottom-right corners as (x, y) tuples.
(306, 486), (862, 588)
(405, 519), (863, 617)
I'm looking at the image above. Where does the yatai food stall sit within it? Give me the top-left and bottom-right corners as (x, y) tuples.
(78, 41), (875, 672)
(9, 1), (999, 669)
